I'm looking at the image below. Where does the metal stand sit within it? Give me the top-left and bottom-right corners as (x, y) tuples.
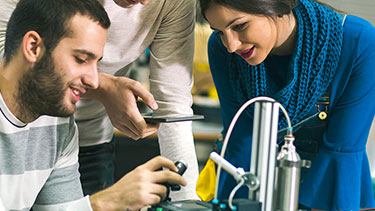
(150, 99), (310, 211)
(249, 101), (279, 211)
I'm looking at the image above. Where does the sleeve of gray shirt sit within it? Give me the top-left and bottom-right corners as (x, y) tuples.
(32, 119), (94, 211)
(149, 0), (199, 200)
(33, 119), (87, 209)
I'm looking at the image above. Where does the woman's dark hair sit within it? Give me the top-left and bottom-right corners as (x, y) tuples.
(3, 0), (111, 65)
(200, 0), (299, 19)
(199, 0), (340, 19)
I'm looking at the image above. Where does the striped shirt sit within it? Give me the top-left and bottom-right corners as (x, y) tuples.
(0, 94), (92, 211)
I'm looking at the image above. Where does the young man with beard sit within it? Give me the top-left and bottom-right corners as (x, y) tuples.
(0, 0), (199, 201)
(0, 0), (185, 210)
(0, 0), (199, 200)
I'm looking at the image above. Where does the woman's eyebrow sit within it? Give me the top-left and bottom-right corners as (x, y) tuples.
(210, 16), (245, 31)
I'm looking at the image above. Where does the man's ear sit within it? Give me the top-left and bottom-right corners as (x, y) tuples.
(22, 31), (44, 63)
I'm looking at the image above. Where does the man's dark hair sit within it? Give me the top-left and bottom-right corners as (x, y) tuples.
(3, 0), (111, 65)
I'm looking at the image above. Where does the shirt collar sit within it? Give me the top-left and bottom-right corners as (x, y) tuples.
(0, 92), (27, 128)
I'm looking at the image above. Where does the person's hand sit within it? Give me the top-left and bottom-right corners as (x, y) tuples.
(84, 73), (159, 140)
(89, 156), (187, 211)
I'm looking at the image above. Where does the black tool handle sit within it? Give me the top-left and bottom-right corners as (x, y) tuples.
(170, 160), (188, 191)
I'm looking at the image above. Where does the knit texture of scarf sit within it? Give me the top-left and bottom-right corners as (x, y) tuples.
(229, 0), (343, 128)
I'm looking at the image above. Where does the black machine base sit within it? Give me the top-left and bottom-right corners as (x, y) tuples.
(148, 199), (261, 211)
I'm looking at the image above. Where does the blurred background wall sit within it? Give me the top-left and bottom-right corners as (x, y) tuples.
(324, 0), (375, 26)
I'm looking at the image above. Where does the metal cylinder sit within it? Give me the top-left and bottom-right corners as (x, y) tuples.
(274, 134), (301, 211)
(275, 160), (301, 211)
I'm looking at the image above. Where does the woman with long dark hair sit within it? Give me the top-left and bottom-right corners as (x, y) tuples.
(199, 0), (375, 210)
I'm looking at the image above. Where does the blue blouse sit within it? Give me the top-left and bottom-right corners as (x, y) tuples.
(207, 15), (375, 210)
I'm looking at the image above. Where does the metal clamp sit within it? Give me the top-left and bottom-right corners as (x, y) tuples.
(243, 172), (260, 191)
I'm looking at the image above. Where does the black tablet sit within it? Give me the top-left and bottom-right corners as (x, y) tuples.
(148, 201), (212, 211)
(143, 114), (204, 124)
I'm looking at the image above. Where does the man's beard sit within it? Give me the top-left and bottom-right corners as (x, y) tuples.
(17, 51), (73, 119)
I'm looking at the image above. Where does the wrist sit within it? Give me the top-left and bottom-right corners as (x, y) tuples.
(89, 194), (105, 211)
(89, 192), (116, 211)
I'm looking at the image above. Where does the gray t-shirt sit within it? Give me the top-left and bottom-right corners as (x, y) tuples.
(0, 93), (91, 210)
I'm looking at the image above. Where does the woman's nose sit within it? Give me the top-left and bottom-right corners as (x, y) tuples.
(223, 33), (241, 53)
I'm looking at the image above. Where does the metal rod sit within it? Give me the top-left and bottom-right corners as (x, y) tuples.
(249, 101), (279, 211)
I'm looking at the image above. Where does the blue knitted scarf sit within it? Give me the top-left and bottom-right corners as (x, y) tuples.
(229, 0), (343, 128)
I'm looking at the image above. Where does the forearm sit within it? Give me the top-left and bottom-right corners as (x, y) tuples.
(90, 192), (118, 211)
(158, 122), (199, 200)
